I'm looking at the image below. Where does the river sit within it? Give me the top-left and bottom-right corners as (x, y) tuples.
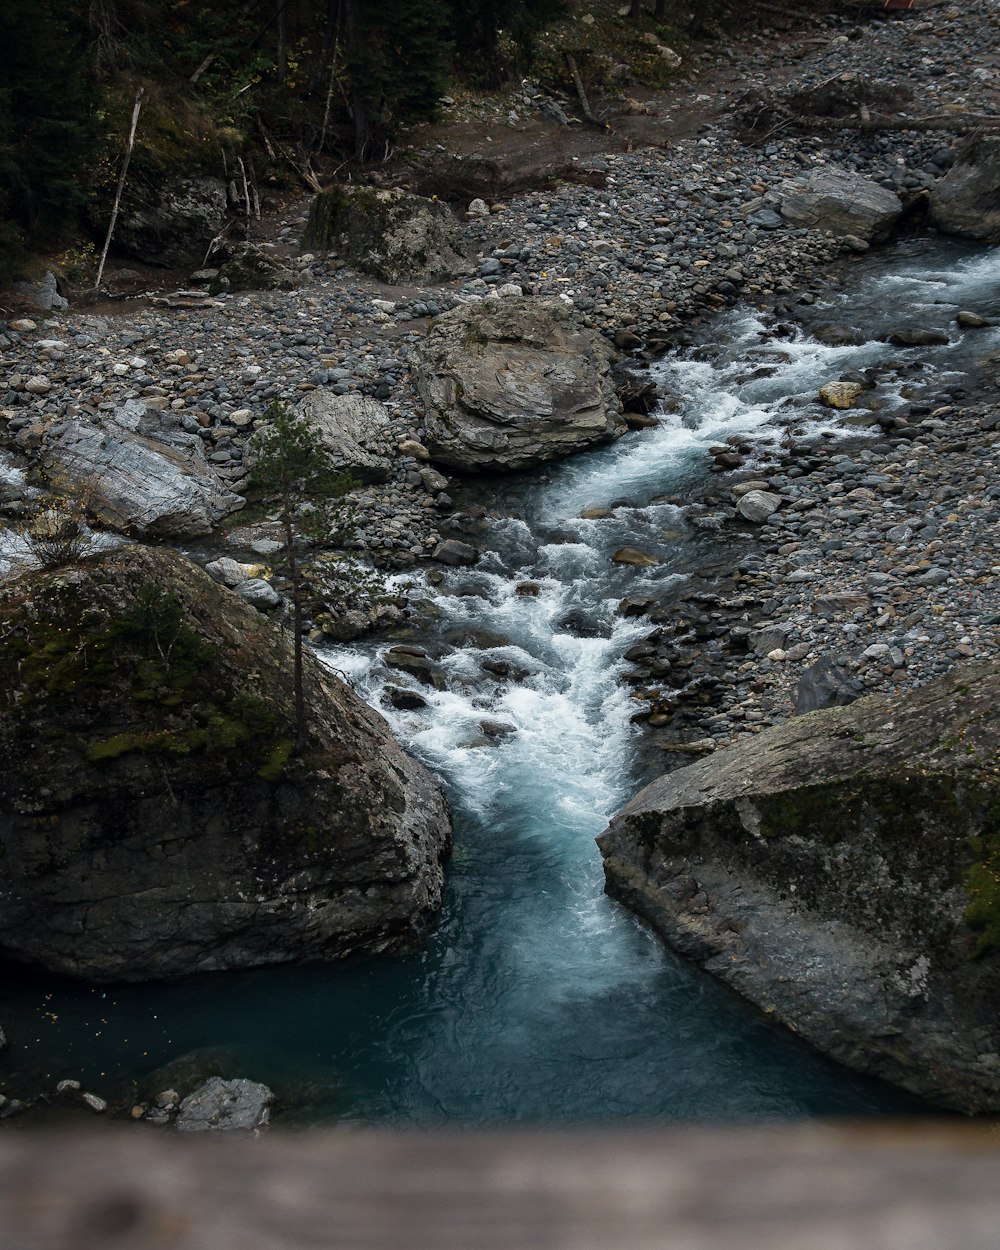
(2, 238), (997, 1123)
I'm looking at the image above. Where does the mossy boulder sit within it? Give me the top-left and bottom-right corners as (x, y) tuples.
(0, 546), (451, 981)
(302, 185), (468, 284)
(115, 175), (229, 268)
(208, 244), (297, 295)
(598, 661), (1000, 1113)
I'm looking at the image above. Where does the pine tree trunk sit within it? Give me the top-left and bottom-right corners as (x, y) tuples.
(282, 511), (306, 745)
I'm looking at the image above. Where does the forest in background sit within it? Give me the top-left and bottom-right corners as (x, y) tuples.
(0, 0), (809, 284)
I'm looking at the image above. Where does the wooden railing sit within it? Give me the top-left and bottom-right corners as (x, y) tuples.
(1, 1122), (998, 1249)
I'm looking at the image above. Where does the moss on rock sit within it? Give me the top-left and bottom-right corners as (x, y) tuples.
(0, 546), (451, 981)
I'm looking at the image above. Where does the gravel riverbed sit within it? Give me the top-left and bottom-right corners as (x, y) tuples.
(1, 0), (997, 750)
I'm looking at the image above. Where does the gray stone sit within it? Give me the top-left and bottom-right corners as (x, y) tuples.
(419, 467), (450, 495)
(929, 136), (1000, 241)
(413, 298), (625, 472)
(208, 244), (296, 295)
(39, 415), (244, 540)
(736, 490), (781, 523)
(15, 271), (68, 311)
(236, 578), (282, 611)
(431, 539), (478, 566)
(750, 625), (789, 657)
(780, 168), (901, 242)
(205, 558), (249, 588)
(176, 1077), (273, 1133)
(598, 661), (1000, 1113)
(250, 540), (283, 557)
(115, 176), (229, 268)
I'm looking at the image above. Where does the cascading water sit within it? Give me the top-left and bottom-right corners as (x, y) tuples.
(3, 239), (996, 1123)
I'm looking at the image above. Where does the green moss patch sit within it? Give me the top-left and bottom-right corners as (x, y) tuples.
(965, 799), (1000, 958)
(1, 574), (297, 784)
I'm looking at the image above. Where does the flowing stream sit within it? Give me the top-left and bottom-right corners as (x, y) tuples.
(2, 239), (998, 1124)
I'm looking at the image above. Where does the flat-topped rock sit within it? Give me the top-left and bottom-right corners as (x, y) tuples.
(599, 661), (1000, 1113)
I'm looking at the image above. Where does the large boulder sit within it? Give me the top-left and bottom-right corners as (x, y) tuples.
(39, 407), (244, 539)
(302, 186), (468, 284)
(598, 661), (1000, 1113)
(115, 176), (229, 268)
(929, 136), (1000, 241)
(412, 297), (626, 472)
(0, 546), (451, 980)
(208, 243), (297, 295)
(292, 392), (396, 484)
(779, 167), (902, 242)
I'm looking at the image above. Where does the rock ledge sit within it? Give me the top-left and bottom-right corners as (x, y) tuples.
(598, 661), (1000, 1113)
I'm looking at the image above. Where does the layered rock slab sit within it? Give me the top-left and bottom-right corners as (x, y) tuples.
(0, 547), (451, 981)
(598, 662), (1000, 1113)
(779, 167), (901, 242)
(37, 406), (244, 539)
(412, 297), (626, 472)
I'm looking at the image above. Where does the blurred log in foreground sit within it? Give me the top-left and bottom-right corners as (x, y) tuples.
(1, 1123), (1000, 1249)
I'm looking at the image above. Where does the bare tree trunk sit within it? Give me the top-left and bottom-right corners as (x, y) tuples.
(94, 87), (143, 291)
(564, 54), (601, 128)
(629, 0), (643, 17)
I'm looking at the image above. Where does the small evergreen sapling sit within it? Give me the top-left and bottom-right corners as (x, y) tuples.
(248, 401), (355, 743)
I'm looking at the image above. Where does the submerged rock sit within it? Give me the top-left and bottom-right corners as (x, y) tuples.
(598, 661), (1000, 1113)
(176, 1077), (273, 1133)
(0, 546), (451, 980)
(412, 297), (626, 472)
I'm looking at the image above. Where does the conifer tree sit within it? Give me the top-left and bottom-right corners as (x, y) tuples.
(0, 0), (99, 246)
(249, 402), (355, 743)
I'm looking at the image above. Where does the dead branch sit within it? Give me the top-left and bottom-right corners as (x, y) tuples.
(93, 87), (143, 291)
(564, 53), (602, 128)
(189, 53), (215, 85)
